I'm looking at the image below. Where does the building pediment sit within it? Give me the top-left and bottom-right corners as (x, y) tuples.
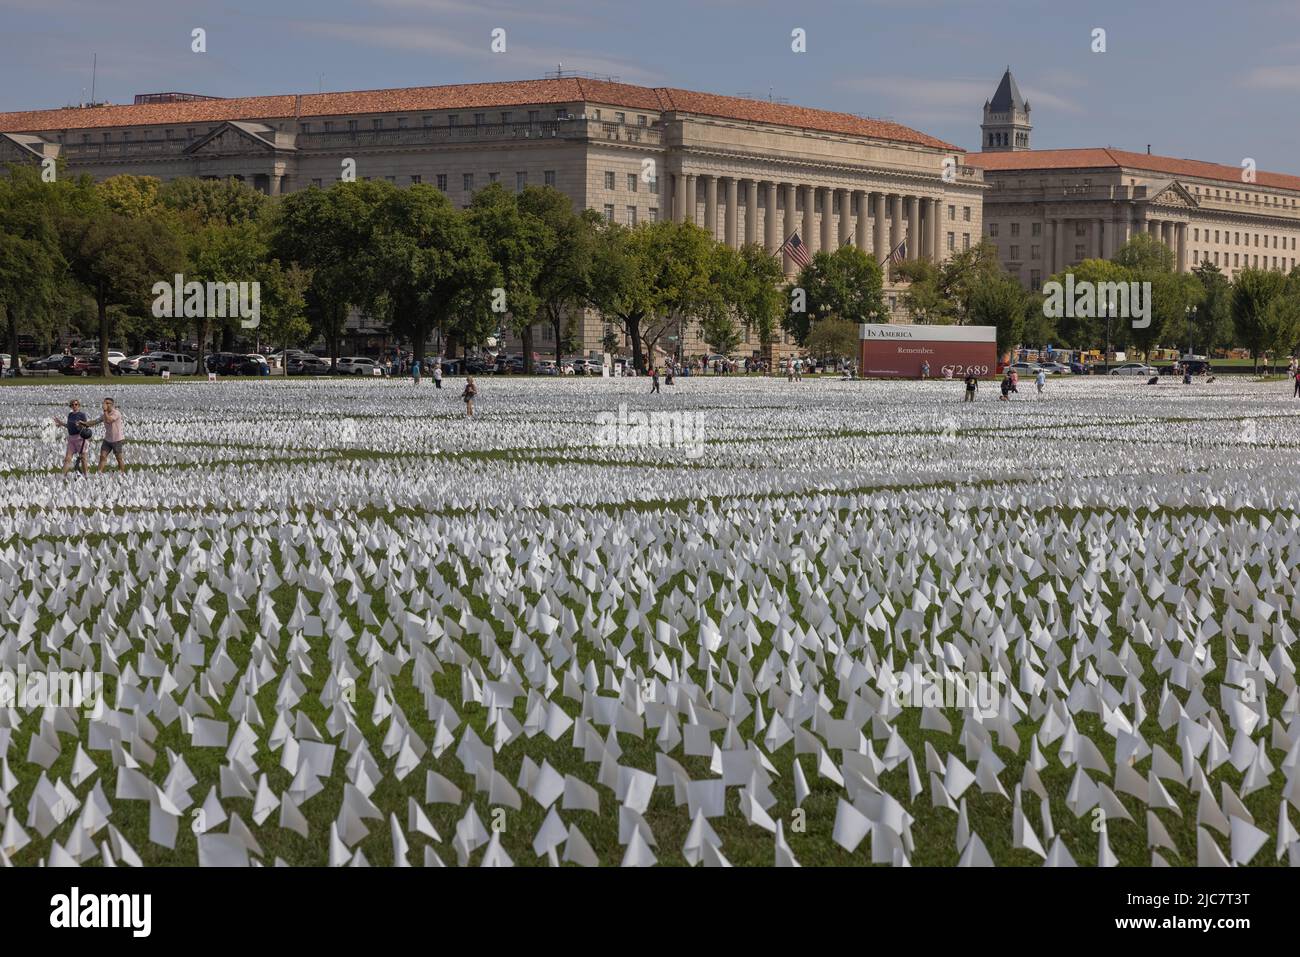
(0, 132), (56, 164)
(1139, 179), (1199, 209)
(185, 121), (295, 157)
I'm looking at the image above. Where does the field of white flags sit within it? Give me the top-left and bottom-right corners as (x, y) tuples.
(1, 372), (1299, 868)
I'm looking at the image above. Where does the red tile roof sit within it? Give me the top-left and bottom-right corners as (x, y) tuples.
(966, 147), (1300, 193)
(0, 77), (959, 150)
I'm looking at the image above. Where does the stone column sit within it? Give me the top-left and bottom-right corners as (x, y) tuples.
(931, 199), (942, 262)
(1046, 219), (1057, 274)
(724, 177), (738, 248)
(704, 175), (718, 240)
(685, 174), (696, 226)
(889, 194), (904, 260)
(1057, 218), (1069, 269)
(783, 183), (797, 272)
(873, 192), (887, 259)
(1100, 217), (1111, 260)
(820, 188), (834, 252)
(905, 196), (919, 259)
(1093, 219), (1104, 259)
(743, 180), (757, 247)
(1176, 222), (1187, 273)
(764, 182), (779, 253)
(802, 185), (816, 254)
(837, 189), (852, 247)
(854, 190), (869, 250)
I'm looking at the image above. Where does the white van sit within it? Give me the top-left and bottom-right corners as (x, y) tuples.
(141, 352), (198, 376)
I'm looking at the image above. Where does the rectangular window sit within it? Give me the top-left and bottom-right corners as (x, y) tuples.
(348, 120), (358, 132)
(1010, 245), (1020, 259)
(1075, 222), (1086, 236)
(528, 110), (539, 123)
(947, 232), (955, 251)
(963, 233), (971, 250)
(1031, 245), (1040, 260)
(1010, 223), (1020, 236)
(463, 173), (474, 192)
(544, 170), (556, 187)
(422, 116), (433, 127)
(649, 176), (658, 195)
(963, 206), (971, 222)
(474, 113), (485, 125)
(1032, 222), (1041, 236)
(516, 171), (527, 191)
(603, 204), (615, 223)
(311, 178), (322, 188)
(638, 115), (647, 126)
(648, 207), (659, 222)
(555, 109), (567, 119)
(488, 172), (499, 183)
(397, 117), (407, 129)
(410, 175), (421, 185)
(437, 174), (448, 192)
(627, 173), (638, 192)
(322, 122), (332, 133)
(1074, 244), (1085, 259)
(449, 115), (459, 126)
(1030, 270), (1041, 292)
(605, 171), (616, 190)
(500, 112), (511, 124)
(948, 204), (955, 220)
(988, 223), (999, 237)
(614, 112), (626, 124)
(627, 206), (637, 226)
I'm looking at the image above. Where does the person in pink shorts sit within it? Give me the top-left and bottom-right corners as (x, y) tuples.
(51, 398), (90, 478)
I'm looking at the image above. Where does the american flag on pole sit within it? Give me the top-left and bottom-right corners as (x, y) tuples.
(779, 230), (812, 269)
(881, 239), (907, 266)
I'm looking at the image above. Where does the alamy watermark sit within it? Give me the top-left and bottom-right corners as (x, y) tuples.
(1042, 274), (1151, 329)
(890, 670), (1001, 718)
(0, 667), (104, 713)
(152, 274), (261, 329)
(595, 402), (706, 458)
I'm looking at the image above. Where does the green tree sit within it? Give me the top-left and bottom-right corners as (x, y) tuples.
(469, 184), (544, 370)
(804, 317), (858, 362)
(1232, 268), (1291, 370)
(59, 188), (184, 374)
(363, 184), (497, 367)
(724, 243), (786, 349)
(1113, 233), (1174, 274)
(1188, 261), (1234, 354)
(968, 273), (1028, 355)
(1043, 258), (1132, 352)
(518, 187), (597, 365)
(786, 244), (885, 345)
(274, 181), (391, 370)
(1137, 271), (1203, 360)
(897, 242), (1003, 325)
(0, 164), (65, 374)
(159, 176), (269, 228)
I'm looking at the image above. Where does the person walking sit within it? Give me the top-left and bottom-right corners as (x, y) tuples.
(1035, 367), (1047, 396)
(52, 399), (90, 478)
(432, 360), (443, 390)
(412, 358), (421, 385)
(650, 366), (661, 394)
(83, 397), (126, 474)
(999, 374), (1012, 402)
(665, 363), (674, 386)
(1293, 364), (1300, 398)
(462, 376), (478, 416)
(964, 373), (978, 403)
(921, 360), (930, 380)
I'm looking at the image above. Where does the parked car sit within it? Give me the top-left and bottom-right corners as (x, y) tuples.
(106, 350), (126, 368)
(1008, 361), (1041, 376)
(140, 352), (198, 375)
(1110, 362), (1157, 376)
(1037, 361), (1070, 374)
(59, 356), (95, 376)
(287, 354), (331, 375)
(1161, 357), (1213, 376)
(117, 355), (148, 374)
(572, 358), (603, 376)
(1069, 360), (1090, 375)
(335, 356), (380, 376)
(26, 354), (68, 371)
(244, 354), (271, 375)
(535, 360), (559, 376)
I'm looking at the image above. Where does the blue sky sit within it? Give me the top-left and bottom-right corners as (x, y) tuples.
(3, 0), (1299, 170)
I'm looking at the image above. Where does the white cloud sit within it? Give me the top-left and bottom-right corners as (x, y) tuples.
(1240, 64), (1300, 90)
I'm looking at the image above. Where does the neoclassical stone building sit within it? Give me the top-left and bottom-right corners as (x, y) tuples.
(969, 70), (1300, 292)
(0, 76), (985, 358)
